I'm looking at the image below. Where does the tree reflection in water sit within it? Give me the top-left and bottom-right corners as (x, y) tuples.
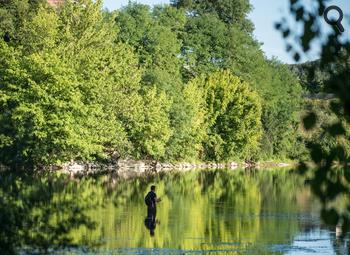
(0, 169), (348, 254)
(0, 172), (97, 254)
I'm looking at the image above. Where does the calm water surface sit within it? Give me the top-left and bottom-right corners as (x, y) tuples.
(1, 169), (349, 254)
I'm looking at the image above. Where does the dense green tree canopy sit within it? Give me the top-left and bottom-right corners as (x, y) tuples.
(171, 0), (253, 32)
(0, 0), (46, 43)
(171, 0), (304, 161)
(0, 0), (144, 167)
(116, 3), (205, 161)
(189, 71), (262, 161)
(0, 0), (307, 168)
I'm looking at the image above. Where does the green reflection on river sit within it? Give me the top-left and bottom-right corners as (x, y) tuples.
(0, 169), (338, 254)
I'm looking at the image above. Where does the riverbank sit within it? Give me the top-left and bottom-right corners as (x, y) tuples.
(58, 159), (294, 175)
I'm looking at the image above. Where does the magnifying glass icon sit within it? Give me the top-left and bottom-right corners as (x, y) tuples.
(324, 5), (344, 33)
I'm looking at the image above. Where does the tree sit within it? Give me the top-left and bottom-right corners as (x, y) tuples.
(0, 42), (104, 167)
(277, 0), (350, 234)
(131, 87), (172, 160)
(57, 0), (144, 159)
(165, 77), (207, 161)
(0, 0), (46, 43)
(116, 3), (209, 161)
(189, 70), (262, 161)
(116, 3), (184, 96)
(171, 0), (253, 32)
(0, 0), (144, 167)
(172, 1), (304, 160)
(0, 0), (308, 167)
(289, 60), (329, 94)
(259, 60), (304, 160)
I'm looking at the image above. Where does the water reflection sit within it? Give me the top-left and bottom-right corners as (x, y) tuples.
(0, 169), (348, 254)
(0, 172), (98, 255)
(144, 212), (159, 237)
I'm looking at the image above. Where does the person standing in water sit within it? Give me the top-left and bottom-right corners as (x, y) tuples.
(144, 185), (161, 236)
(145, 185), (161, 219)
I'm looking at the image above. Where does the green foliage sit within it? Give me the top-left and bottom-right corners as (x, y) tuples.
(116, 3), (184, 96)
(0, 0), (306, 167)
(302, 99), (350, 158)
(0, 0), (142, 167)
(189, 71), (262, 161)
(131, 87), (172, 160)
(0, 42), (105, 167)
(115, 3), (206, 161)
(258, 60), (304, 160)
(0, 0), (46, 43)
(165, 80), (207, 161)
(290, 60), (329, 93)
(171, 0), (253, 32)
(172, 0), (304, 161)
(278, 0), (350, 235)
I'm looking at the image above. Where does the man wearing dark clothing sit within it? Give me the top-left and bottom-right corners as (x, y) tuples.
(144, 185), (161, 236)
(145, 185), (160, 220)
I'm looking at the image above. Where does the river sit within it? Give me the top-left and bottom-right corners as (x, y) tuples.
(0, 169), (349, 254)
